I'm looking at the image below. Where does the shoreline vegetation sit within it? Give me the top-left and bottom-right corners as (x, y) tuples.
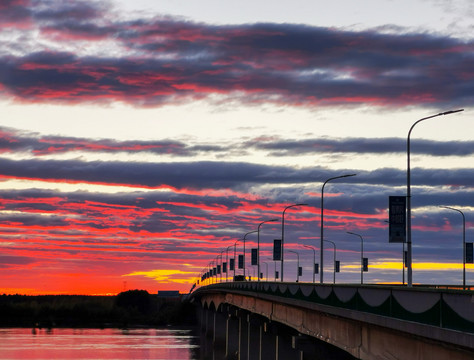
(0, 290), (196, 329)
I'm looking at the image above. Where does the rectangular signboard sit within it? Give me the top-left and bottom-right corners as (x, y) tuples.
(389, 196), (406, 243)
(251, 248), (258, 265)
(229, 258), (235, 271)
(363, 257), (368, 272)
(298, 266), (302, 276)
(314, 263), (319, 274)
(466, 243), (473, 264)
(335, 260), (340, 273)
(217, 265), (221, 274)
(273, 239), (282, 260)
(222, 262), (227, 273)
(238, 255), (244, 269)
(275, 271), (279, 279)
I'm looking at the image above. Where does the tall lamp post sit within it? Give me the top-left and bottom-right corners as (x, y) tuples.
(347, 231), (364, 284)
(220, 250), (225, 282)
(323, 240), (337, 284)
(262, 262), (269, 281)
(232, 240), (239, 279)
(304, 245), (316, 283)
(226, 244), (234, 282)
(320, 174), (356, 283)
(243, 230), (258, 279)
(406, 109), (463, 287)
(281, 204), (307, 282)
(258, 219), (278, 282)
(288, 250), (300, 282)
(439, 206), (466, 289)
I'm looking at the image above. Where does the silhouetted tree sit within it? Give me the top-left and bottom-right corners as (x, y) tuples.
(115, 290), (151, 315)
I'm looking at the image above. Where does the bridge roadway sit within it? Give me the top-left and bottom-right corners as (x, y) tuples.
(189, 281), (474, 360)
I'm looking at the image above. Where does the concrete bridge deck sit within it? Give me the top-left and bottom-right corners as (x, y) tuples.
(189, 282), (474, 359)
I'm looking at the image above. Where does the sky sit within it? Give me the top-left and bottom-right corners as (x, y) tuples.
(0, 0), (472, 295)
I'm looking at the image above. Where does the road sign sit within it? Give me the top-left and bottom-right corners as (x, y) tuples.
(273, 239), (282, 260)
(238, 255), (244, 269)
(335, 260), (340, 273)
(389, 196), (406, 243)
(229, 258), (235, 271)
(363, 257), (368, 272)
(251, 249), (258, 266)
(466, 243), (473, 264)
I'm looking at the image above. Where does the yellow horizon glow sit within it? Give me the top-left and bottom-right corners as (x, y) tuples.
(344, 262), (474, 271)
(124, 269), (196, 285)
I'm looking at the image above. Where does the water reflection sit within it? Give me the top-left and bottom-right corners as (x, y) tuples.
(0, 328), (200, 359)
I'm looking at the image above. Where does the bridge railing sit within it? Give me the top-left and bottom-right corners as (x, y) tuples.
(193, 281), (474, 334)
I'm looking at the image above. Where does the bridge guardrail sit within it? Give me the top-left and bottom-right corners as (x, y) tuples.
(192, 282), (474, 334)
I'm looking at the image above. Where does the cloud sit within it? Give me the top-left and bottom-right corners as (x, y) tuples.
(0, 156), (472, 192)
(1, 126), (472, 158)
(245, 137), (474, 157)
(0, 1), (472, 107)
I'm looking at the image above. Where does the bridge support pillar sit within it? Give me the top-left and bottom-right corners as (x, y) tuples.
(247, 314), (261, 360)
(260, 321), (277, 360)
(225, 309), (239, 360)
(200, 306), (214, 357)
(238, 311), (249, 360)
(214, 308), (228, 359)
(293, 334), (328, 360)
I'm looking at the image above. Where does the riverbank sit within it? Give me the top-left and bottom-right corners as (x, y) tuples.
(0, 290), (196, 328)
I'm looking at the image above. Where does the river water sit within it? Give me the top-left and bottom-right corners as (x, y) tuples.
(0, 328), (200, 359)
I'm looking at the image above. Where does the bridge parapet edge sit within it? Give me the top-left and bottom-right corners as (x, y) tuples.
(190, 282), (474, 352)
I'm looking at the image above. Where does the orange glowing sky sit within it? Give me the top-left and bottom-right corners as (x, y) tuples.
(0, 0), (472, 295)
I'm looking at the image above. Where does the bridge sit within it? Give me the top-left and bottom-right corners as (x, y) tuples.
(188, 281), (474, 360)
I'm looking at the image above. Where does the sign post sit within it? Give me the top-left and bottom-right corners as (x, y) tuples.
(251, 249), (258, 266)
(389, 196), (406, 243)
(273, 239), (282, 260)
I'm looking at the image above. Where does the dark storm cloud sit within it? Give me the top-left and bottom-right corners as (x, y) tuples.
(245, 137), (474, 157)
(0, 0), (32, 26)
(0, 255), (37, 269)
(0, 1), (472, 107)
(0, 157), (471, 190)
(1, 126), (472, 158)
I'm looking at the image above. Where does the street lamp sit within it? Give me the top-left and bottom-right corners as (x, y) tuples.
(347, 231), (364, 284)
(281, 203), (307, 282)
(288, 250), (300, 282)
(385, 220), (405, 284)
(209, 260), (215, 284)
(323, 240), (337, 284)
(320, 174), (356, 283)
(406, 109), (463, 287)
(220, 250), (225, 282)
(258, 219), (278, 282)
(242, 230), (258, 279)
(303, 245), (316, 283)
(232, 240), (239, 279)
(439, 206), (466, 289)
(226, 244), (234, 282)
(216, 254), (222, 283)
(268, 258), (277, 281)
(262, 262), (269, 281)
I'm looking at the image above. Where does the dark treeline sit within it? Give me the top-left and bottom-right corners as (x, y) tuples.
(0, 290), (196, 328)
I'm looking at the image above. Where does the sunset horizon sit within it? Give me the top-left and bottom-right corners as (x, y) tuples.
(0, 0), (472, 296)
